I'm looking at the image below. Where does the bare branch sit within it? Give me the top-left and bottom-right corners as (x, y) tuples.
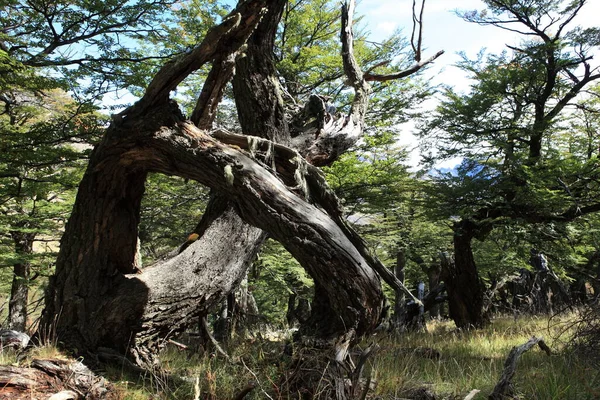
(292, 0), (442, 167)
(410, 0), (425, 62)
(191, 51), (241, 129)
(490, 336), (551, 400)
(364, 59), (392, 75)
(211, 129), (422, 305)
(365, 50), (444, 82)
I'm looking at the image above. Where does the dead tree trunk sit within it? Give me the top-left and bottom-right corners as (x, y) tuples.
(422, 260), (442, 319)
(0, 358), (117, 400)
(489, 336), (552, 400)
(8, 231), (35, 332)
(391, 248), (409, 330)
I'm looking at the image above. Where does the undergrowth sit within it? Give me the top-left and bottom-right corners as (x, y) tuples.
(3, 314), (598, 399)
(370, 314), (600, 399)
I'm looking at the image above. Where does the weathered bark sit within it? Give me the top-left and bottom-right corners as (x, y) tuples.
(0, 358), (117, 400)
(41, 0), (270, 363)
(422, 260), (442, 319)
(441, 221), (487, 329)
(232, 0), (289, 144)
(40, 2), (439, 385)
(43, 97), (387, 360)
(489, 336), (552, 400)
(40, 0), (387, 363)
(8, 231), (34, 332)
(42, 139), (266, 363)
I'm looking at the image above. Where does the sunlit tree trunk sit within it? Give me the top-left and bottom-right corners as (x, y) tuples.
(8, 231), (35, 332)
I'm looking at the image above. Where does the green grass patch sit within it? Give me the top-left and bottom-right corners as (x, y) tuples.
(369, 315), (600, 399)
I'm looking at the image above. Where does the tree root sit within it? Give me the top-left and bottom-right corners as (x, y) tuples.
(280, 334), (378, 400)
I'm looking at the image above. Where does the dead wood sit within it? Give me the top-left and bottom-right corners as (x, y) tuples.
(0, 358), (116, 400)
(489, 336), (552, 399)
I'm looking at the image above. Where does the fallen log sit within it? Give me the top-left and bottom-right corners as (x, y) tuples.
(0, 358), (117, 400)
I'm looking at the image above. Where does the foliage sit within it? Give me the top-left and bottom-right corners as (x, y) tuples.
(249, 239), (313, 325)
(138, 174), (210, 263)
(0, 44), (105, 328)
(276, 0), (431, 125)
(0, 0), (180, 99)
(419, 0), (600, 267)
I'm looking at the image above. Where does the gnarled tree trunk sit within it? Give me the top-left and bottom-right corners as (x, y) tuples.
(39, 0), (394, 368)
(441, 220), (487, 329)
(40, 6), (442, 400)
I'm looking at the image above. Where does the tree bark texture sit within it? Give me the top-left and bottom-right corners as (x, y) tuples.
(9, 231), (35, 332)
(39, 0), (442, 379)
(232, 0), (289, 144)
(392, 249), (406, 328)
(43, 97), (385, 362)
(0, 358), (116, 400)
(489, 336), (552, 400)
(39, 0), (391, 366)
(422, 260), (442, 319)
(442, 220), (486, 329)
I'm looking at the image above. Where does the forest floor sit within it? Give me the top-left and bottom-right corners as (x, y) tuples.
(1, 313), (598, 399)
(102, 312), (600, 399)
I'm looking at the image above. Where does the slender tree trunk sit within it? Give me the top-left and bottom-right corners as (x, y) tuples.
(442, 221), (486, 329)
(286, 293), (297, 326)
(392, 248), (406, 328)
(8, 232), (35, 332)
(424, 261), (442, 319)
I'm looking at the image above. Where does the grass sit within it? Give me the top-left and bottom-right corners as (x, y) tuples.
(104, 336), (295, 399)
(2, 314), (598, 399)
(369, 314), (600, 399)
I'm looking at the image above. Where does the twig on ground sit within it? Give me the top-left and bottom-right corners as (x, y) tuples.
(240, 358), (274, 400)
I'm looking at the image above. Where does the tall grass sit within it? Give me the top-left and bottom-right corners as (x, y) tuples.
(370, 315), (600, 399)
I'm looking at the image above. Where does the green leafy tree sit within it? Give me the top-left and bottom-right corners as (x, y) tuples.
(0, 53), (104, 330)
(0, 0), (195, 331)
(420, 0), (600, 327)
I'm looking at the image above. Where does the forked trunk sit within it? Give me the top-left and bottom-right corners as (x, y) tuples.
(442, 220), (486, 329)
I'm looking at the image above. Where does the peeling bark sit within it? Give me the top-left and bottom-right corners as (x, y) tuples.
(0, 358), (116, 400)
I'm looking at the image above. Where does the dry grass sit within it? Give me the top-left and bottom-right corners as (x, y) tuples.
(369, 314), (600, 399)
(2, 314), (598, 399)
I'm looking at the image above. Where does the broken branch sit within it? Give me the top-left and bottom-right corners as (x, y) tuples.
(490, 336), (552, 399)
